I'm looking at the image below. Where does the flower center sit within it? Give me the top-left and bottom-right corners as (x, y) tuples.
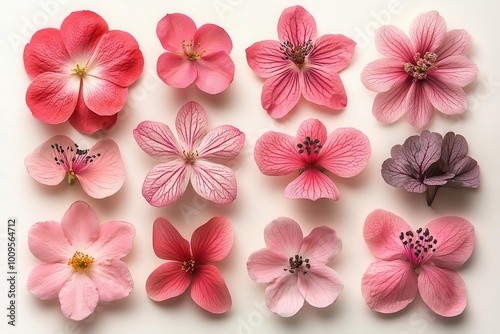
(404, 52), (438, 80)
(52, 142), (101, 185)
(181, 39), (206, 60)
(72, 64), (87, 76)
(297, 136), (323, 156)
(399, 227), (437, 268)
(181, 259), (195, 273)
(283, 254), (310, 275)
(68, 251), (94, 274)
(183, 150), (198, 164)
(280, 40), (315, 67)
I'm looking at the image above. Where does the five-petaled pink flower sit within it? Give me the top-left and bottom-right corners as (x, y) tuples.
(361, 10), (478, 128)
(361, 209), (474, 317)
(146, 216), (233, 314)
(246, 5), (356, 118)
(133, 101), (245, 207)
(24, 10), (144, 134)
(247, 217), (343, 317)
(27, 201), (135, 320)
(24, 135), (125, 199)
(254, 119), (370, 201)
(156, 13), (235, 94)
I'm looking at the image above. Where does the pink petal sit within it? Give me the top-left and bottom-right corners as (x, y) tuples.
(372, 79), (412, 123)
(27, 263), (73, 300)
(194, 52), (235, 94)
(82, 75), (127, 116)
(432, 55), (478, 87)
(265, 274), (303, 317)
(156, 52), (197, 88)
(142, 161), (190, 207)
(434, 29), (473, 60)
(316, 128), (371, 178)
(26, 72), (80, 124)
(191, 264), (232, 314)
(246, 40), (290, 78)
(254, 131), (303, 176)
(61, 201), (100, 251)
(406, 81), (434, 128)
(261, 68), (301, 118)
(409, 11), (447, 54)
(90, 259), (133, 302)
(59, 274), (99, 321)
(297, 265), (343, 308)
(423, 77), (467, 116)
(152, 217), (191, 261)
(194, 23), (232, 55)
(247, 248), (289, 283)
(77, 138), (125, 199)
(146, 262), (191, 301)
(133, 121), (182, 159)
(197, 125), (245, 162)
(263, 217), (303, 257)
(361, 58), (408, 92)
(28, 221), (71, 263)
(156, 13), (197, 52)
(418, 264), (466, 317)
(69, 94), (117, 134)
(301, 68), (347, 110)
(425, 217), (474, 269)
(308, 34), (356, 72)
(375, 25), (414, 62)
(191, 217), (233, 263)
(86, 221), (135, 260)
(285, 168), (340, 201)
(363, 209), (410, 260)
(300, 226), (342, 264)
(361, 259), (417, 313)
(296, 119), (327, 149)
(175, 101), (208, 151)
(277, 5), (317, 44)
(190, 161), (237, 204)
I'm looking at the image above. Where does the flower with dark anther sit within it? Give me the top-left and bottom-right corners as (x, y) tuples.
(51, 142), (101, 185)
(279, 39), (316, 66)
(404, 52), (438, 80)
(68, 251), (94, 274)
(285, 254), (311, 275)
(362, 209), (475, 317)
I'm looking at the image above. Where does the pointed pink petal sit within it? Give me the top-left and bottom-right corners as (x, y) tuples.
(317, 127), (371, 178)
(285, 168), (340, 201)
(175, 101), (208, 151)
(262, 69), (301, 118)
(247, 248), (288, 283)
(190, 161), (237, 204)
(364, 209), (410, 260)
(308, 34), (355, 72)
(298, 265), (343, 308)
(375, 25), (414, 61)
(300, 226), (342, 264)
(152, 217), (191, 261)
(246, 40), (289, 78)
(146, 262), (191, 301)
(191, 217), (233, 263)
(434, 29), (473, 60)
(26, 72), (80, 124)
(296, 119), (327, 147)
(264, 217), (303, 256)
(28, 221), (71, 263)
(406, 81), (434, 128)
(254, 131), (303, 176)
(61, 201), (100, 251)
(361, 58), (408, 92)
(194, 23), (232, 55)
(77, 138), (125, 199)
(191, 264), (232, 314)
(418, 264), (466, 317)
(82, 76), (127, 116)
(361, 259), (417, 313)
(59, 275), (99, 321)
(425, 217), (474, 269)
(27, 263), (73, 300)
(133, 121), (182, 159)
(142, 161), (190, 207)
(156, 13), (197, 51)
(265, 274), (303, 317)
(423, 77), (467, 115)
(157, 52), (197, 88)
(277, 5), (316, 44)
(194, 52), (235, 94)
(69, 95), (117, 134)
(302, 68), (347, 110)
(433, 55), (478, 87)
(87, 221), (134, 260)
(91, 259), (133, 302)
(372, 79), (412, 123)
(410, 11), (447, 54)
(197, 125), (245, 161)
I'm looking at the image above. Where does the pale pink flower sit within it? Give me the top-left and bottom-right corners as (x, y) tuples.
(133, 101), (245, 206)
(27, 201), (135, 321)
(146, 216), (233, 314)
(246, 5), (356, 118)
(156, 13), (235, 94)
(361, 11), (478, 128)
(361, 209), (474, 317)
(254, 119), (370, 201)
(24, 10), (144, 134)
(24, 135), (125, 199)
(247, 217), (343, 317)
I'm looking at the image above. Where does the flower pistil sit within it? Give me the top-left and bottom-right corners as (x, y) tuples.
(71, 64), (87, 76)
(284, 254), (310, 275)
(399, 227), (438, 268)
(180, 39), (206, 60)
(68, 250), (94, 274)
(280, 40), (315, 67)
(404, 52), (438, 80)
(52, 143), (101, 185)
(181, 259), (196, 273)
(297, 136), (323, 156)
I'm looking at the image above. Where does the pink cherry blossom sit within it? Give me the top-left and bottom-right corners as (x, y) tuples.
(361, 209), (474, 317)
(27, 201), (135, 321)
(24, 10), (144, 134)
(246, 5), (356, 118)
(247, 217), (343, 317)
(360, 11), (478, 128)
(254, 119), (370, 201)
(156, 13), (235, 94)
(133, 101), (245, 207)
(24, 135), (125, 199)
(146, 216), (233, 314)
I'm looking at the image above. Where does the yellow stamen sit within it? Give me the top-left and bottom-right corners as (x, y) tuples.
(72, 64), (86, 76)
(181, 259), (195, 273)
(68, 251), (94, 274)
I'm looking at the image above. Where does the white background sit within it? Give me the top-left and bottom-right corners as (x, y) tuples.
(1, 0), (500, 333)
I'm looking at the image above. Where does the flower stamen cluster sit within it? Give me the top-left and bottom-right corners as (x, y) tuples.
(279, 40), (315, 66)
(404, 52), (438, 80)
(399, 228), (437, 268)
(51, 142), (101, 185)
(67, 251), (94, 274)
(284, 254), (310, 275)
(297, 136), (322, 156)
(181, 39), (206, 60)
(181, 259), (196, 273)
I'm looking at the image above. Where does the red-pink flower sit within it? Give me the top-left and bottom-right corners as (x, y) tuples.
(246, 5), (356, 118)
(156, 13), (235, 94)
(24, 135), (125, 199)
(361, 209), (474, 317)
(133, 101), (245, 206)
(146, 216), (233, 314)
(247, 217), (343, 317)
(27, 201), (135, 320)
(361, 11), (478, 128)
(254, 119), (370, 200)
(24, 10), (144, 134)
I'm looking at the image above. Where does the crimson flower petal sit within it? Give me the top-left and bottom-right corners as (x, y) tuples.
(265, 274), (303, 317)
(194, 23), (232, 55)
(296, 119), (327, 147)
(277, 5), (317, 44)
(302, 68), (347, 110)
(285, 168), (340, 201)
(27, 263), (73, 300)
(261, 69), (301, 118)
(194, 52), (235, 94)
(246, 40), (290, 78)
(410, 11), (447, 54)
(87, 221), (135, 261)
(82, 76), (128, 116)
(297, 265), (343, 308)
(300, 226), (342, 264)
(175, 101), (208, 151)
(308, 34), (355, 72)
(152, 217), (191, 261)
(59, 275), (99, 321)
(197, 125), (245, 162)
(191, 217), (233, 263)
(254, 131), (303, 176)
(361, 58), (408, 92)
(190, 161), (237, 204)
(69, 94), (117, 134)
(263, 217), (303, 256)
(157, 52), (197, 88)
(375, 25), (414, 61)
(133, 121), (182, 159)
(142, 161), (190, 207)
(91, 259), (133, 302)
(61, 201), (99, 250)
(191, 264), (232, 314)
(28, 221), (71, 263)
(146, 262), (191, 301)
(247, 248), (288, 284)
(156, 13), (197, 52)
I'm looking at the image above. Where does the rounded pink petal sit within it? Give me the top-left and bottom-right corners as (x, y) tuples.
(361, 259), (417, 313)
(146, 262), (191, 301)
(300, 226), (342, 264)
(308, 34), (356, 71)
(194, 23), (232, 55)
(246, 40), (290, 78)
(191, 217), (233, 263)
(432, 55), (478, 87)
(363, 209), (410, 260)
(361, 58), (408, 92)
(152, 217), (191, 261)
(261, 69), (301, 118)
(434, 29), (473, 60)
(190, 161), (237, 204)
(285, 168), (340, 201)
(410, 11), (447, 54)
(297, 265), (343, 308)
(254, 131), (303, 176)
(27, 263), (73, 300)
(156, 13), (197, 52)
(277, 5), (316, 44)
(264, 217), (303, 257)
(28, 221), (71, 263)
(265, 274), (303, 317)
(142, 161), (190, 207)
(247, 248), (289, 283)
(194, 52), (235, 94)
(82, 76), (127, 116)
(87, 221), (135, 261)
(61, 201), (100, 251)
(372, 79), (413, 123)
(191, 264), (232, 314)
(175, 101), (208, 151)
(423, 77), (467, 115)
(69, 95), (117, 134)
(406, 81), (434, 128)
(197, 125), (245, 162)
(157, 52), (197, 88)
(133, 121), (182, 159)
(59, 274), (99, 321)
(90, 259), (133, 302)
(418, 264), (466, 317)
(317, 127), (371, 178)
(375, 25), (414, 62)
(296, 118), (327, 146)
(301, 68), (347, 110)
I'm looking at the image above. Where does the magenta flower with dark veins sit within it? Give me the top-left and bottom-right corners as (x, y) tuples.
(381, 130), (479, 205)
